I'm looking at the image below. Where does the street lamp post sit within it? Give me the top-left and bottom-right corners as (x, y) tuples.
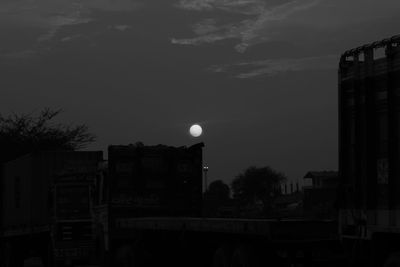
(203, 166), (209, 193)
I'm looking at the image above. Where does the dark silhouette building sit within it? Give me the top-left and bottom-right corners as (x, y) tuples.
(107, 142), (204, 217)
(303, 171), (339, 218)
(338, 34), (400, 266)
(339, 35), (400, 216)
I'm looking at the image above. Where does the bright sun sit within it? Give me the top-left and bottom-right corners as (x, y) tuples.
(189, 124), (202, 137)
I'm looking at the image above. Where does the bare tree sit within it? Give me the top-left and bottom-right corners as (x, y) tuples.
(0, 108), (96, 162)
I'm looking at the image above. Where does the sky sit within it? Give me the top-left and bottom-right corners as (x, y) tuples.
(1, 0), (400, 186)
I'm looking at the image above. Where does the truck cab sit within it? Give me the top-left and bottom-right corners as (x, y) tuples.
(51, 161), (105, 267)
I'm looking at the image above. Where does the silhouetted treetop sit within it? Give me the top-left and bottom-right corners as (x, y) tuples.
(203, 180), (231, 217)
(231, 166), (286, 214)
(205, 180), (231, 201)
(0, 108), (96, 162)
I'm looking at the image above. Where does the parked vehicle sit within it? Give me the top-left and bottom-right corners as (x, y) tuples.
(1, 151), (103, 267)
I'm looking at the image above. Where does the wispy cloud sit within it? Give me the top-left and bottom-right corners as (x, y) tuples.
(177, 0), (214, 11)
(173, 1), (266, 46)
(173, 0), (400, 53)
(0, 0), (142, 59)
(171, 34), (234, 45)
(210, 55), (338, 78)
(171, 18), (251, 45)
(0, 50), (39, 66)
(108, 25), (132, 32)
(37, 15), (93, 43)
(177, 0), (265, 14)
(60, 34), (83, 42)
(172, 0), (319, 51)
(0, 50), (38, 60)
(236, 0), (319, 51)
(83, 0), (142, 12)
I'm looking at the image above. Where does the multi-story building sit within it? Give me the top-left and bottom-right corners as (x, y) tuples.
(339, 35), (400, 217)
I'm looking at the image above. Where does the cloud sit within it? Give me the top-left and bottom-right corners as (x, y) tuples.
(0, 0), (141, 16)
(192, 18), (219, 35)
(172, 0), (319, 51)
(173, 0), (400, 53)
(60, 34), (83, 42)
(0, 49), (39, 65)
(210, 55), (338, 78)
(177, 0), (214, 11)
(171, 34), (233, 45)
(236, 0), (319, 50)
(83, 0), (141, 12)
(176, 0), (267, 14)
(171, 19), (248, 45)
(0, 0), (142, 59)
(171, 18), (252, 46)
(234, 0), (400, 51)
(0, 50), (37, 60)
(1, 1), (92, 46)
(109, 25), (132, 31)
(1, 2), (140, 37)
(37, 15), (93, 43)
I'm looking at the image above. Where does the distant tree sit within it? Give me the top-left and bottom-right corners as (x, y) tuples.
(0, 108), (96, 163)
(204, 180), (231, 217)
(231, 166), (286, 215)
(205, 180), (230, 201)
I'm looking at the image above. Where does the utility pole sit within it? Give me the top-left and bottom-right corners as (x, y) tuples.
(203, 166), (209, 193)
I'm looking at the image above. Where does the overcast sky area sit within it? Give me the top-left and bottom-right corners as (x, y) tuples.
(1, 0), (400, 185)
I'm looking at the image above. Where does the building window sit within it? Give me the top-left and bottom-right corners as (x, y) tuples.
(14, 176), (21, 208)
(141, 157), (167, 174)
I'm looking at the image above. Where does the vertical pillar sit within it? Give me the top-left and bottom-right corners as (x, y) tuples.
(387, 44), (399, 212)
(338, 54), (352, 209)
(353, 53), (364, 209)
(364, 48), (378, 210)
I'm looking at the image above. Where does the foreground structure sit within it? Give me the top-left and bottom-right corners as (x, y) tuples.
(339, 34), (400, 265)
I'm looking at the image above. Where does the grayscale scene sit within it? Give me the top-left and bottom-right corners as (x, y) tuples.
(1, 0), (400, 266)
